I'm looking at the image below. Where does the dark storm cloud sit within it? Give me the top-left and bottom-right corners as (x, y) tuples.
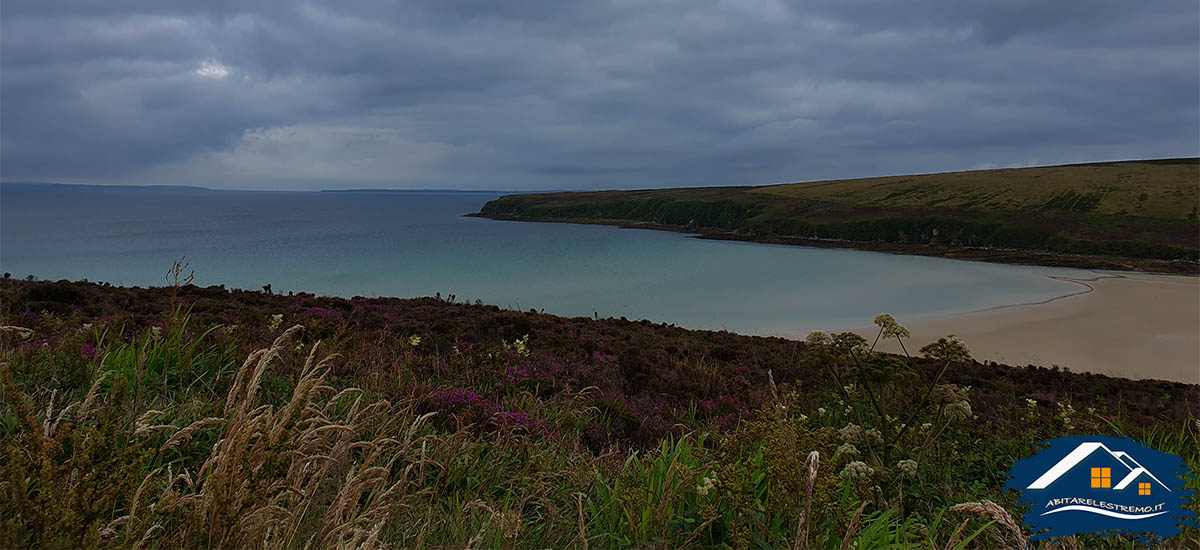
(2, 0), (1197, 190)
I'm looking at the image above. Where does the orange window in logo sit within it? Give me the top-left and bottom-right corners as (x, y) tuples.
(1139, 482), (1151, 496)
(1090, 467), (1111, 488)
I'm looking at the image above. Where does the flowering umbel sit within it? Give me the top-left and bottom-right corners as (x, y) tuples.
(838, 423), (864, 444)
(805, 330), (832, 347)
(872, 313), (911, 339)
(839, 461), (874, 481)
(919, 335), (971, 363)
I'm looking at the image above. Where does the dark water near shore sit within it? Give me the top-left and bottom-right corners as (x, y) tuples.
(1, 184), (1090, 336)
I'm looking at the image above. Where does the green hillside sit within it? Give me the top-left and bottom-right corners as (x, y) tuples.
(479, 159), (1200, 264)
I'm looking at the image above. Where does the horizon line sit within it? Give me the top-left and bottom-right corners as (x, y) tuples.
(3, 155), (1196, 194)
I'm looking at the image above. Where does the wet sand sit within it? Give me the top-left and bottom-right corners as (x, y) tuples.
(859, 272), (1200, 384)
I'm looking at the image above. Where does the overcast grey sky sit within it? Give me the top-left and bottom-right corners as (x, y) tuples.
(2, 1), (1197, 190)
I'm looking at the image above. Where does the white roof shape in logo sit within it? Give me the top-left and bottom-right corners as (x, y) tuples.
(1026, 441), (1172, 491)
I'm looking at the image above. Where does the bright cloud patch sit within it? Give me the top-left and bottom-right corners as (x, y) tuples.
(195, 61), (230, 79)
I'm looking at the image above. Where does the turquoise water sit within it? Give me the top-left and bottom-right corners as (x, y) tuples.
(0, 185), (1090, 336)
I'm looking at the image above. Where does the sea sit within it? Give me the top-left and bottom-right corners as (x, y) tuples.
(0, 183), (1092, 336)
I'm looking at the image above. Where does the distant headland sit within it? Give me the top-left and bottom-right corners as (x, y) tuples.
(475, 158), (1200, 274)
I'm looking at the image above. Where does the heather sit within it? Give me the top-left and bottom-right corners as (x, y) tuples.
(1, 277), (1197, 548)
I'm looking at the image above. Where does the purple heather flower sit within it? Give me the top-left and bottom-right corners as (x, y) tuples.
(433, 389), (484, 407)
(81, 342), (104, 360)
(305, 306), (343, 320)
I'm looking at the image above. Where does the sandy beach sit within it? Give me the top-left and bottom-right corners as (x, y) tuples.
(861, 272), (1200, 384)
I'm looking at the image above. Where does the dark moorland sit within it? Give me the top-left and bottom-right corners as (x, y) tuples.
(478, 159), (1200, 273)
(1, 278), (1196, 547)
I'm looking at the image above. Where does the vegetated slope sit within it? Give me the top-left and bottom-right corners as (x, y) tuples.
(1, 278), (1197, 547)
(479, 158), (1200, 264)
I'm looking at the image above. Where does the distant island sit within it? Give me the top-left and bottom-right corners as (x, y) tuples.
(476, 158), (1200, 273)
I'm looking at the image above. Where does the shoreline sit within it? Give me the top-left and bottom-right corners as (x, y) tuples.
(856, 272), (1200, 384)
(5, 272), (1197, 384)
(468, 213), (1200, 275)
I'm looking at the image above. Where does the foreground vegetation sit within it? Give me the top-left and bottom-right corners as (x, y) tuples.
(479, 158), (1200, 270)
(1, 276), (1197, 548)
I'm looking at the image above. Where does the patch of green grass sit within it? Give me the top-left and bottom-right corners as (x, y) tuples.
(480, 158), (1200, 262)
(2, 280), (1197, 548)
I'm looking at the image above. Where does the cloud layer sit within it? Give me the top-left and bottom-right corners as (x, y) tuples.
(3, 1), (1197, 190)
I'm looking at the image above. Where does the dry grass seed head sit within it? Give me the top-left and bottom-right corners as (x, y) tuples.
(950, 501), (1027, 550)
(160, 417), (225, 452)
(943, 518), (971, 550)
(838, 501), (869, 550)
(78, 370), (113, 420)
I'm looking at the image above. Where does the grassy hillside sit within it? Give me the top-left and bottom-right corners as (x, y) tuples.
(479, 159), (1200, 266)
(2, 278), (1197, 547)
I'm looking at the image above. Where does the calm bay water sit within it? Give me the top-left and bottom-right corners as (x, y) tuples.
(1, 185), (1090, 336)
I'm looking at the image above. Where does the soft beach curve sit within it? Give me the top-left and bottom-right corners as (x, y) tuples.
(861, 272), (1200, 384)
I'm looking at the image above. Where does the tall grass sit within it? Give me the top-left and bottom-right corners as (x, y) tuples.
(1, 280), (1196, 548)
(2, 325), (446, 548)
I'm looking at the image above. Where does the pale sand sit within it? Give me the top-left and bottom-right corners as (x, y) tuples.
(858, 273), (1200, 384)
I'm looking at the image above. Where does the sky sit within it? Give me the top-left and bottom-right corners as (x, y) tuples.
(2, 1), (1198, 191)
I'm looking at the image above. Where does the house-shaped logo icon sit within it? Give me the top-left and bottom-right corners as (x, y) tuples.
(1026, 442), (1172, 496)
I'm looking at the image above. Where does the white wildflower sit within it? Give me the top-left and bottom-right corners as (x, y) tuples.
(1026, 398), (1037, 409)
(897, 459), (918, 477)
(864, 428), (884, 445)
(806, 330), (832, 347)
(920, 335), (972, 363)
(150, 326), (162, 338)
(268, 313), (283, 331)
(839, 461), (874, 481)
(935, 384), (969, 405)
(838, 423), (864, 444)
(945, 401), (972, 422)
(409, 335), (422, 347)
(835, 443), (860, 459)
(873, 313), (911, 339)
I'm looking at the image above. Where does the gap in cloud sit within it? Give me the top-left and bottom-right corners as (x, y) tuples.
(196, 61), (230, 79)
